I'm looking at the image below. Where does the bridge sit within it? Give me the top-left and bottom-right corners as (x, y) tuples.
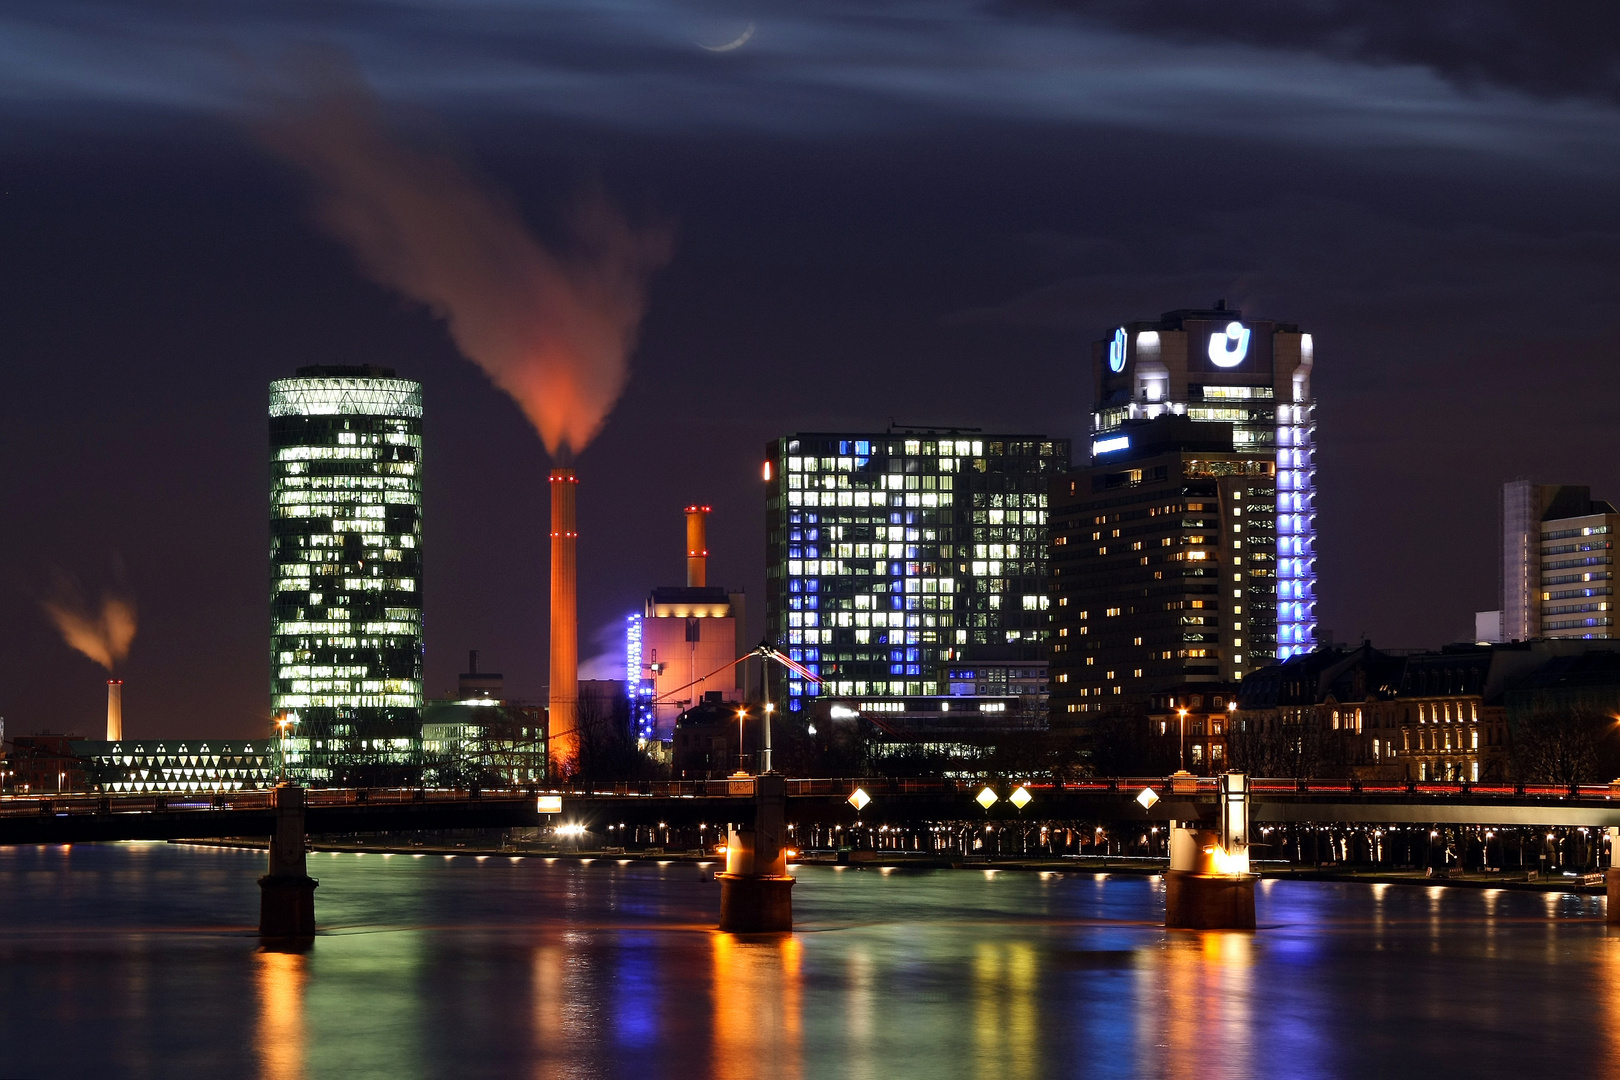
(6, 775), (1620, 936)
(6, 776), (1620, 844)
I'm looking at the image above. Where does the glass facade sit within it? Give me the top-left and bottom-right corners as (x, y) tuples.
(269, 366), (425, 786)
(765, 433), (1070, 714)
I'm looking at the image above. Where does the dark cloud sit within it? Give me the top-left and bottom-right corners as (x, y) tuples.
(1023, 0), (1620, 105)
(2, 2), (1620, 734)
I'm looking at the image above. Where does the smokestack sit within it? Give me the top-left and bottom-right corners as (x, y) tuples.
(686, 505), (710, 588)
(549, 469), (579, 778)
(106, 679), (123, 742)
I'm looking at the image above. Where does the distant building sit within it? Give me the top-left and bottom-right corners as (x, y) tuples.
(421, 650), (547, 789)
(1049, 305), (1315, 728)
(1501, 481), (1618, 641)
(5, 734), (88, 793)
(269, 364), (425, 786)
(1146, 685), (1240, 773)
(1229, 639), (1617, 783)
(672, 693), (745, 779)
(764, 430), (1069, 721)
(629, 507), (748, 742)
(1474, 610), (1503, 644)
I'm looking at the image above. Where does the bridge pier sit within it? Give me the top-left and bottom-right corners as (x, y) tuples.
(1164, 773), (1256, 930)
(259, 783), (318, 941)
(716, 773), (794, 933)
(1608, 827), (1620, 925)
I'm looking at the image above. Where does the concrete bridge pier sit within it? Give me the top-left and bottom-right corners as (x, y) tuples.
(1608, 826), (1620, 925)
(716, 773), (794, 932)
(1164, 773), (1257, 930)
(259, 783), (318, 940)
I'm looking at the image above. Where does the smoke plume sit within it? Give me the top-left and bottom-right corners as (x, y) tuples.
(258, 63), (673, 458)
(41, 574), (137, 672)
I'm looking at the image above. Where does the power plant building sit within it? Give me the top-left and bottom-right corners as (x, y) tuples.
(764, 432), (1070, 716)
(1049, 306), (1315, 722)
(627, 506), (748, 741)
(269, 365), (425, 785)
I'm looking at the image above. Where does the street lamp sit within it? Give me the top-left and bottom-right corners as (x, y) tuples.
(762, 702), (776, 774)
(1177, 707), (1189, 772)
(735, 708), (748, 774)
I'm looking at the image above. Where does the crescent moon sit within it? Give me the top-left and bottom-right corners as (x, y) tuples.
(698, 22), (755, 52)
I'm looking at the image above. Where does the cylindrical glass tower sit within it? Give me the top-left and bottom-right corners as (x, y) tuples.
(268, 365), (424, 786)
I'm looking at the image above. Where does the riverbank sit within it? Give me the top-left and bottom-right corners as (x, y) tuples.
(175, 839), (1608, 895)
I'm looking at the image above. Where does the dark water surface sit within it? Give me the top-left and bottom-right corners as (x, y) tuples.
(0, 843), (1612, 1079)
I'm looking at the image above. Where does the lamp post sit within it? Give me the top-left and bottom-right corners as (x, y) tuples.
(1177, 707), (1189, 772)
(736, 707), (748, 774)
(763, 702), (776, 774)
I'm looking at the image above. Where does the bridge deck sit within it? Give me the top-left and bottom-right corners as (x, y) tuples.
(1, 778), (1617, 845)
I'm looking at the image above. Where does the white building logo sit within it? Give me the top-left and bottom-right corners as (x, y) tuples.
(1207, 321), (1251, 368)
(1108, 327), (1127, 372)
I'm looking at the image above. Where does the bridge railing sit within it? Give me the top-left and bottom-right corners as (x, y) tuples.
(3, 776), (1618, 821)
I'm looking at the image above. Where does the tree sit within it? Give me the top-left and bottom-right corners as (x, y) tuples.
(1085, 708), (1177, 777)
(1512, 705), (1620, 786)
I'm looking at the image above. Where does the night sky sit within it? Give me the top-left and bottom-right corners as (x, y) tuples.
(4, 1), (1620, 740)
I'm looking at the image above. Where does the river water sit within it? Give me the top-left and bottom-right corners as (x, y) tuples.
(0, 842), (1612, 1079)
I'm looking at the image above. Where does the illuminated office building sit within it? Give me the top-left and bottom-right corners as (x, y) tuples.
(269, 365), (425, 785)
(1496, 481), (1619, 641)
(764, 432), (1070, 715)
(1049, 305), (1315, 722)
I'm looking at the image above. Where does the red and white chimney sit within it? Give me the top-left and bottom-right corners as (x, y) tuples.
(106, 679), (123, 741)
(548, 468), (579, 778)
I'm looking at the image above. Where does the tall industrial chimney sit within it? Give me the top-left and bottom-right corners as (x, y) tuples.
(686, 505), (710, 588)
(548, 468), (579, 778)
(106, 679), (123, 741)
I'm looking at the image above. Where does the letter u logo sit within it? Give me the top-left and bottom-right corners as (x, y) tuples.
(1208, 321), (1251, 367)
(1108, 327), (1127, 372)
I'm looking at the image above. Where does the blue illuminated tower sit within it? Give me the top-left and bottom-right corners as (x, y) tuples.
(1275, 384), (1318, 658)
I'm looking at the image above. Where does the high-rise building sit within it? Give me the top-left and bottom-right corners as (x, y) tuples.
(1499, 481), (1618, 641)
(764, 431), (1070, 716)
(1049, 305), (1315, 723)
(269, 365), (425, 785)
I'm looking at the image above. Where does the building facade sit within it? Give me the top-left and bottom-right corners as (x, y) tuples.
(764, 431), (1070, 718)
(1499, 482), (1618, 641)
(269, 365), (425, 785)
(1050, 305), (1314, 724)
(75, 740), (279, 793)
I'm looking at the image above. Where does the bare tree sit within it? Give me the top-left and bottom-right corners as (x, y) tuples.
(1512, 705), (1620, 786)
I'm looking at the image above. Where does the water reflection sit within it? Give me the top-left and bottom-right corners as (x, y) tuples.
(711, 934), (803, 1080)
(255, 950), (308, 1080)
(532, 939), (604, 1080)
(1140, 933), (1252, 1080)
(1, 846), (1617, 1079)
(972, 941), (1041, 1080)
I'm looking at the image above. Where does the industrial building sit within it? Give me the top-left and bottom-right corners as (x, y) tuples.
(1050, 305), (1315, 724)
(764, 431), (1070, 719)
(268, 364), (425, 786)
(1482, 481), (1618, 643)
(627, 506), (749, 742)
